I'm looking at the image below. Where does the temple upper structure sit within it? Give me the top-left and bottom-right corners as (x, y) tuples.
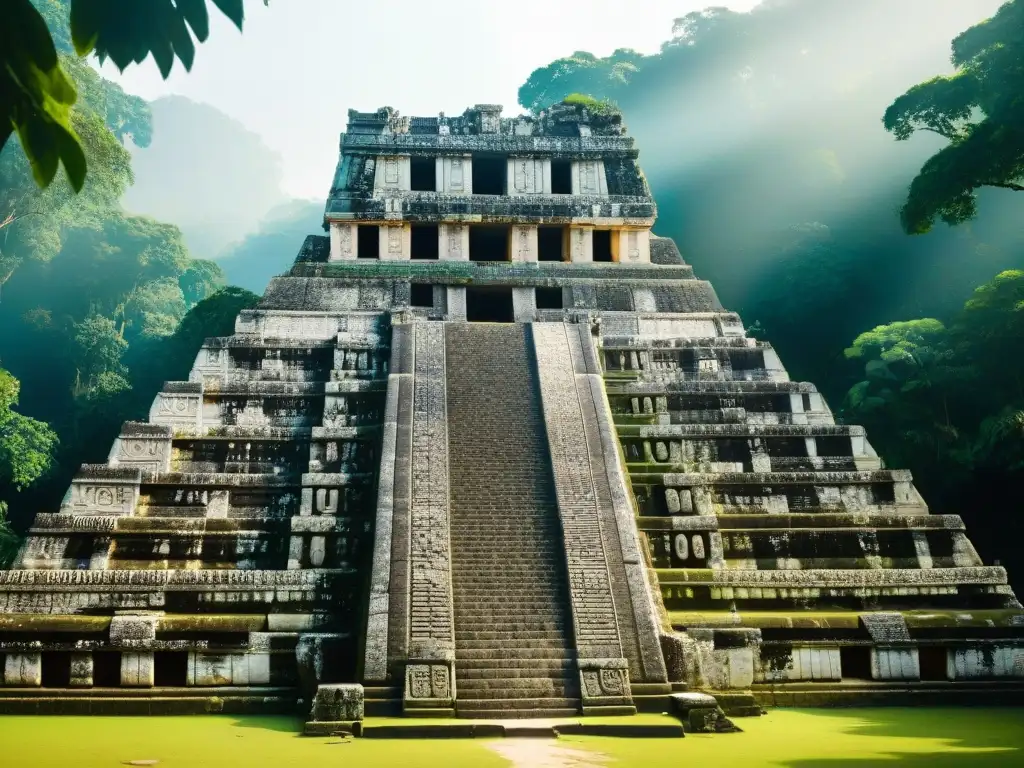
(1, 103), (1021, 723)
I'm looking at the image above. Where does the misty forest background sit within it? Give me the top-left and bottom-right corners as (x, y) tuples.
(1, 0), (1022, 586)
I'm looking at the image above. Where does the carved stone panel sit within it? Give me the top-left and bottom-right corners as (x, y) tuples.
(404, 663), (452, 701)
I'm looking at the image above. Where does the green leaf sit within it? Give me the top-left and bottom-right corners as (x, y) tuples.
(69, 0), (102, 56)
(212, 0), (246, 30)
(177, 0), (212, 41)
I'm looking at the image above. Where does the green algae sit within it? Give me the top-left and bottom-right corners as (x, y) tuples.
(1, 709), (1021, 767)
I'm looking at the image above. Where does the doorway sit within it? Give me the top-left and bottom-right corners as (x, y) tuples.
(466, 287), (514, 323)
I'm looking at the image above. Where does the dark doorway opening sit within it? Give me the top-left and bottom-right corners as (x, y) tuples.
(41, 651), (72, 687)
(593, 229), (614, 262)
(840, 646), (873, 680)
(411, 284), (434, 308)
(357, 225), (379, 259)
(93, 652), (122, 687)
(472, 156), (506, 195)
(411, 224), (439, 260)
(410, 157), (436, 191)
(551, 158), (572, 194)
(919, 647), (948, 681)
(538, 226), (565, 262)
(466, 288), (514, 323)
(536, 287), (564, 310)
(469, 225), (510, 262)
(154, 651), (189, 687)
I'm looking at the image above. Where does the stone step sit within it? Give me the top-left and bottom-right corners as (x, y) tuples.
(455, 630), (569, 642)
(456, 707), (580, 720)
(456, 596), (565, 606)
(456, 676), (575, 690)
(456, 697), (580, 711)
(455, 623), (565, 636)
(457, 661), (577, 677)
(455, 609), (570, 620)
(457, 647), (578, 661)
(458, 685), (577, 700)
(456, 637), (570, 651)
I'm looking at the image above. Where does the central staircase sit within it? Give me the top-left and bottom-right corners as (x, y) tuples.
(444, 323), (581, 718)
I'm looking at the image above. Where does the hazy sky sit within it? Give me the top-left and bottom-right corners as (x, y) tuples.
(103, 0), (761, 199)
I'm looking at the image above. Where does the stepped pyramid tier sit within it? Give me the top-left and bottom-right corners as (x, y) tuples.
(1, 103), (1021, 719)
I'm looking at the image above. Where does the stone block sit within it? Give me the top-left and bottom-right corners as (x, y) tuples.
(310, 683), (364, 722)
(4, 653), (42, 686)
(69, 653), (94, 687)
(404, 662), (454, 706)
(949, 646), (1024, 679)
(121, 652), (154, 687)
(872, 648), (920, 681)
(62, 467), (141, 517)
(109, 613), (160, 648)
(579, 659), (632, 706)
(108, 423), (172, 472)
(188, 653), (271, 686)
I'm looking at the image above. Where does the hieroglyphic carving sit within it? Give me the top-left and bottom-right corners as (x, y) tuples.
(384, 157), (400, 186)
(448, 225), (463, 258)
(387, 227), (403, 255)
(568, 228), (590, 262)
(407, 664), (431, 698)
(580, 161), (598, 193)
(450, 158), (464, 191)
(339, 225), (353, 258)
(627, 230), (640, 261)
(517, 227), (531, 261)
(513, 159), (532, 193)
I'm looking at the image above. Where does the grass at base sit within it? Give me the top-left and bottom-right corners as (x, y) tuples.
(0, 707), (1021, 767)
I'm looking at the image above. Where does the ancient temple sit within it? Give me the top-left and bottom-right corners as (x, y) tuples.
(1, 103), (1022, 722)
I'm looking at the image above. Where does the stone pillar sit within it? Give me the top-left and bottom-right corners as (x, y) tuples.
(871, 648), (920, 681)
(571, 159), (608, 195)
(379, 223), (411, 260)
(512, 288), (536, 322)
(507, 157), (550, 194)
(439, 223), (469, 261)
(330, 222), (358, 261)
(121, 653), (154, 687)
(567, 227), (594, 263)
(445, 288), (467, 321)
(3, 653), (42, 686)
(510, 225), (538, 263)
(437, 156), (471, 194)
(110, 612), (158, 687)
(69, 652), (94, 687)
(615, 229), (651, 264)
(374, 155), (411, 191)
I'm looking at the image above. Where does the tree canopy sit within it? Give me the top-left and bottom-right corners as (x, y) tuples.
(884, 0), (1024, 233)
(0, 367), (58, 564)
(2, 0), (257, 193)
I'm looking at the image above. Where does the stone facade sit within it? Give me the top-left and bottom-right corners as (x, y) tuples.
(1, 103), (1021, 719)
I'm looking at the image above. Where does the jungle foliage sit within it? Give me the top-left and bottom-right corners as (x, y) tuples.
(2, 0), (256, 193)
(519, 0), (1023, 582)
(0, 5), (257, 537)
(884, 0), (1024, 233)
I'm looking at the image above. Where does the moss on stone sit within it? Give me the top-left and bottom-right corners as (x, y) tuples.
(158, 615), (267, 632)
(0, 615), (111, 633)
